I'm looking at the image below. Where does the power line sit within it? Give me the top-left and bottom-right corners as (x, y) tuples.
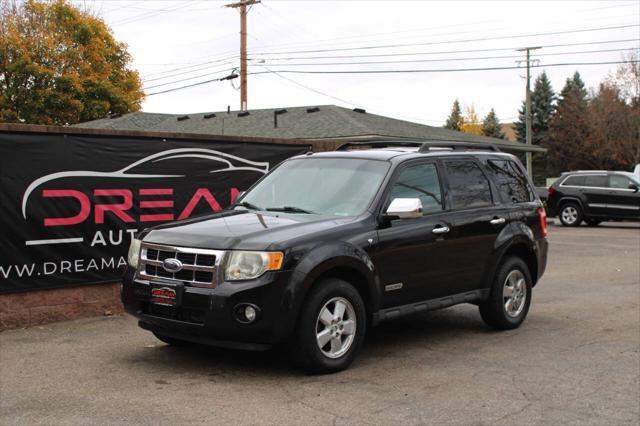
(251, 40), (639, 61)
(245, 60), (639, 76)
(252, 48), (637, 68)
(140, 38), (639, 81)
(143, 66), (237, 90)
(249, 24), (639, 56)
(145, 60), (638, 97)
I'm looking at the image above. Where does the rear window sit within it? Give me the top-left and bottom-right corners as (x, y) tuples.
(444, 160), (493, 209)
(487, 160), (533, 203)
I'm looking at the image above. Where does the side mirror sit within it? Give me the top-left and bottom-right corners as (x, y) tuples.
(628, 184), (639, 193)
(385, 198), (423, 219)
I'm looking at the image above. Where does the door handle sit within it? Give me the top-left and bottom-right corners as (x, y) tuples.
(432, 225), (450, 235)
(490, 217), (506, 225)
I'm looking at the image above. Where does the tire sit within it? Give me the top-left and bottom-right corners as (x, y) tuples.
(152, 332), (191, 346)
(585, 219), (601, 227)
(479, 256), (532, 330)
(559, 202), (583, 227)
(288, 278), (366, 374)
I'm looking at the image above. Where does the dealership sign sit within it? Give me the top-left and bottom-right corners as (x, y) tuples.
(0, 131), (308, 293)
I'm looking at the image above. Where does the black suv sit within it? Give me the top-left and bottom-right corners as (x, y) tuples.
(547, 171), (640, 226)
(122, 141), (548, 373)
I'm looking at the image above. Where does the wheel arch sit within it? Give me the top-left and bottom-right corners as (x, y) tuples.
(282, 242), (380, 338)
(498, 241), (539, 286)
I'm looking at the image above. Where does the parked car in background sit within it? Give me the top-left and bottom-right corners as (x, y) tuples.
(547, 170), (640, 226)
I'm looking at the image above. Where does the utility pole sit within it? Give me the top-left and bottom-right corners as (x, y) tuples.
(517, 46), (541, 178)
(225, 0), (260, 111)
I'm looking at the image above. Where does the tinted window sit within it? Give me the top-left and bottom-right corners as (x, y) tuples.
(444, 160), (493, 209)
(583, 175), (607, 188)
(487, 160), (533, 203)
(389, 163), (442, 214)
(562, 175), (586, 186)
(609, 174), (635, 189)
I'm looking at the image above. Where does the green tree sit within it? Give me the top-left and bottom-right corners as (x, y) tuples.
(547, 72), (590, 176)
(515, 71), (556, 144)
(444, 99), (463, 131)
(0, 0), (144, 125)
(481, 108), (505, 139)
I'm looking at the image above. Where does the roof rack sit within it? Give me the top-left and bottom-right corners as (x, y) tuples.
(418, 141), (501, 152)
(336, 140), (501, 152)
(336, 141), (423, 151)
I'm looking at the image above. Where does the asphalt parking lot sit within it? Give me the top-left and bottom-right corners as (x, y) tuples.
(1, 222), (639, 425)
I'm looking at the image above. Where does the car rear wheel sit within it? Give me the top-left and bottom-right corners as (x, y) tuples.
(559, 202), (583, 226)
(479, 256), (532, 330)
(288, 278), (366, 374)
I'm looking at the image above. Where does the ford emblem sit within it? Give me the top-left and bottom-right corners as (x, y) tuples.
(162, 258), (183, 273)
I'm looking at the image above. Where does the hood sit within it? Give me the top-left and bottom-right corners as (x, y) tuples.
(143, 210), (357, 250)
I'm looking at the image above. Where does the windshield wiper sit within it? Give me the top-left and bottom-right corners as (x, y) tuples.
(232, 201), (262, 211)
(266, 206), (314, 214)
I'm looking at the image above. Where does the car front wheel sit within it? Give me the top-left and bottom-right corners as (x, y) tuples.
(479, 256), (532, 330)
(288, 278), (366, 374)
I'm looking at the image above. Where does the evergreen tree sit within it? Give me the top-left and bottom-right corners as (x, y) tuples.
(515, 71), (555, 144)
(481, 108), (506, 139)
(514, 71), (556, 184)
(547, 71), (590, 176)
(444, 99), (463, 131)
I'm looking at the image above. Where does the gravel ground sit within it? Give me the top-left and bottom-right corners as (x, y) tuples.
(1, 221), (639, 425)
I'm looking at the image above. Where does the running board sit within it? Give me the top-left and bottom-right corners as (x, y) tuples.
(373, 289), (489, 325)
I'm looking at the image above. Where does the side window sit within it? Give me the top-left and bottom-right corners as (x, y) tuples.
(388, 163), (443, 214)
(562, 175), (586, 186)
(487, 160), (533, 203)
(609, 175), (633, 189)
(444, 160), (493, 210)
(583, 175), (607, 188)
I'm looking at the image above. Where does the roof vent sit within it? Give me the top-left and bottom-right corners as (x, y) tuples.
(237, 111), (250, 117)
(353, 108), (366, 114)
(203, 113), (216, 119)
(109, 113), (122, 119)
(274, 109), (288, 128)
(177, 115), (190, 121)
(306, 107), (320, 113)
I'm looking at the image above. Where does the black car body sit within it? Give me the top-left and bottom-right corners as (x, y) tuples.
(547, 171), (640, 226)
(122, 142), (549, 373)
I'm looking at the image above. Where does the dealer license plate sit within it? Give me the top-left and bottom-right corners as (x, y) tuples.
(150, 286), (178, 307)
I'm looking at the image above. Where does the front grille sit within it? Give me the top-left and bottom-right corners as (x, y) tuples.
(137, 243), (224, 288)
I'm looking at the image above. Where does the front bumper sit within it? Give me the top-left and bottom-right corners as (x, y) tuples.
(121, 267), (296, 349)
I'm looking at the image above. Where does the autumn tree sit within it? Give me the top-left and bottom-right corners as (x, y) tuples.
(481, 108), (505, 139)
(444, 99), (463, 131)
(586, 83), (639, 169)
(460, 104), (483, 135)
(0, 0), (144, 125)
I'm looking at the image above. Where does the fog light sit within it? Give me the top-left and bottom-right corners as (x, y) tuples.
(234, 303), (261, 324)
(244, 306), (257, 322)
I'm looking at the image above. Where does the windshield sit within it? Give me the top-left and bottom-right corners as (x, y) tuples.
(238, 157), (390, 216)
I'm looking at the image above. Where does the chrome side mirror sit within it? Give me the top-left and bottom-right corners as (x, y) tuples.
(385, 198), (423, 219)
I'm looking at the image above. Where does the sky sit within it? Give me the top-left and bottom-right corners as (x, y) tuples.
(79, 0), (639, 126)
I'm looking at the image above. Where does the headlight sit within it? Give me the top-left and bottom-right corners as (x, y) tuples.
(224, 251), (283, 281)
(127, 239), (142, 268)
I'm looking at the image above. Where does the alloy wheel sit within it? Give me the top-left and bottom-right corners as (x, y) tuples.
(315, 297), (356, 359)
(503, 270), (527, 318)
